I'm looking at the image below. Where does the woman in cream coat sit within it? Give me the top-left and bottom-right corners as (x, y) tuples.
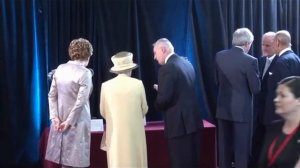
(46, 38), (93, 168)
(100, 51), (148, 168)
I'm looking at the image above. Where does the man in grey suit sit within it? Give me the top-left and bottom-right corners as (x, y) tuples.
(215, 28), (261, 168)
(153, 38), (203, 168)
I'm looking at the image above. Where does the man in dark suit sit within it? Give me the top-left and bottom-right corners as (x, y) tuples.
(215, 28), (260, 168)
(153, 38), (203, 168)
(263, 30), (300, 125)
(250, 32), (277, 167)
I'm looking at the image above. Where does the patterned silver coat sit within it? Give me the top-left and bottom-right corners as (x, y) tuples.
(45, 60), (93, 167)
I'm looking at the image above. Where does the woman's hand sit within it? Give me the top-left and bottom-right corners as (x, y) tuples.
(51, 117), (61, 131)
(58, 121), (71, 132)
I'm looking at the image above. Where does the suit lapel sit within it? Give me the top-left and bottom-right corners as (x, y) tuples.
(258, 57), (266, 79)
(262, 55), (278, 80)
(268, 55), (278, 70)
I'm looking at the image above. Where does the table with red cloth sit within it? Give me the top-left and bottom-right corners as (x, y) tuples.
(40, 120), (216, 168)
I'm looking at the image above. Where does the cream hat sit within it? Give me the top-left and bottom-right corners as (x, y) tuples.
(110, 51), (138, 73)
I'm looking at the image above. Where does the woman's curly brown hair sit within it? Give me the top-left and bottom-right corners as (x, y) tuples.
(68, 38), (93, 60)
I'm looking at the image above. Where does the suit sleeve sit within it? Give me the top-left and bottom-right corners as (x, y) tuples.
(247, 59), (261, 94)
(48, 74), (58, 120)
(155, 65), (176, 111)
(99, 83), (106, 119)
(65, 70), (93, 126)
(214, 56), (220, 87)
(139, 81), (148, 116)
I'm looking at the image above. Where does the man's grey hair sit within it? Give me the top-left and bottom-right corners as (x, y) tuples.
(275, 30), (291, 47)
(232, 28), (254, 46)
(153, 38), (174, 52)
(262, 31), (276, 39)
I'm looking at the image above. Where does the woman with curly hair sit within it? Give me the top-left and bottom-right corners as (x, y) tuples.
(45, 38), (93, 168)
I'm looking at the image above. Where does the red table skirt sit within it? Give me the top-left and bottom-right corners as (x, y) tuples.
(40, 120), (216, 168)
